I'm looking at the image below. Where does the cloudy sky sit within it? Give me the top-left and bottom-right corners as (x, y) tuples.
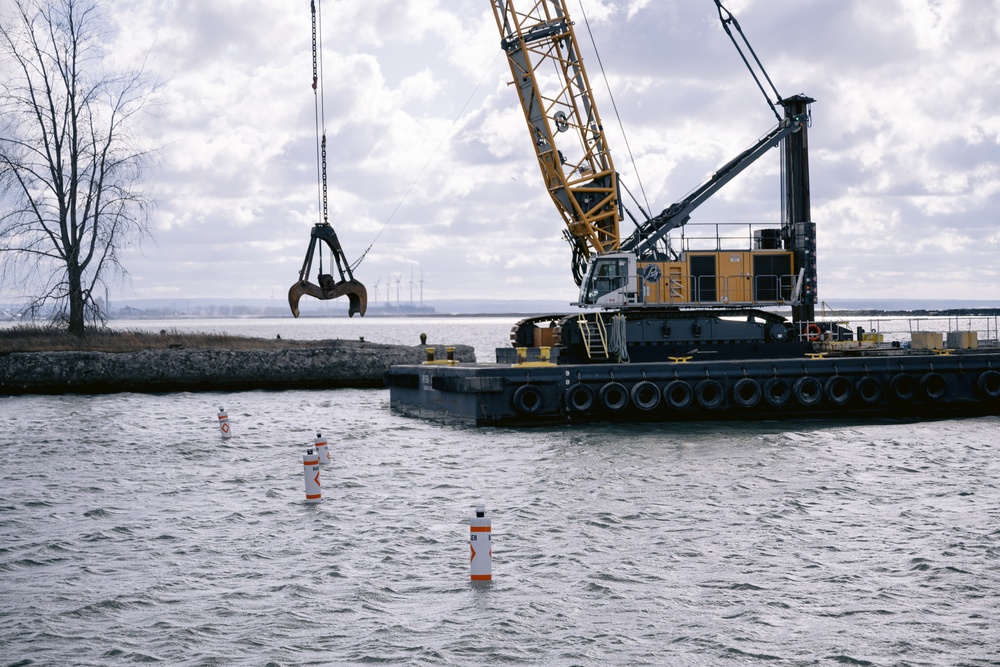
(95, 0), (1000, 307)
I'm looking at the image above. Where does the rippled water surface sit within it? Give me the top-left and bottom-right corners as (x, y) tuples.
(2, 319), (1000, 665)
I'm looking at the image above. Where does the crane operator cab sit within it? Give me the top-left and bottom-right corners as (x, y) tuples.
(576, 253), (639, 308)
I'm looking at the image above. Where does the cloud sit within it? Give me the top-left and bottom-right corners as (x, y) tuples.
(29, 0), (994, 307)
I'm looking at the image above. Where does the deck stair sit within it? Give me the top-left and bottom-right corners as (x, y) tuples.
(577, 313), (610, 360)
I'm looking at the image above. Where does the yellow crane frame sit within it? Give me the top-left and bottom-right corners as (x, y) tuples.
(490, 0), (621, 260)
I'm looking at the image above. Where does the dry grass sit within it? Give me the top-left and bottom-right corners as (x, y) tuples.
(0, 325), (336, 353)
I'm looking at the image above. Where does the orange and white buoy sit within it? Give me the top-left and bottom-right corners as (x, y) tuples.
(303, 448), (321, 503)
(218, 407), (233, 439)
(470, 503), (491, 582)
(315, 431), (330, 465)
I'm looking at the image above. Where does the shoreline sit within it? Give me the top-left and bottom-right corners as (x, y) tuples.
(6, 307), (1000, 326)
(0, 341), (475, 395)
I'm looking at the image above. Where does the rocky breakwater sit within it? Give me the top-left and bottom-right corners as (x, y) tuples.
(0, 341), (475, 395)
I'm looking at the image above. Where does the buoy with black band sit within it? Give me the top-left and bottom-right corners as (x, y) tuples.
(512, 385), (543, 414)
(855, 376), (882, 404)
(630, 381), (660, 411)
(663, 380), (693, 409)
(763, 378), (791, 407)
(599, 381), (629, 411)
(793, 376), (823, 406)
(824, 376), (853, 405)
(695, 379), (724, 409)
(566, 383), (595, 412)
(732, 378), (762, 408)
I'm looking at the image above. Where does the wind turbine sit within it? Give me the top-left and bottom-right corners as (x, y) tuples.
(394, 274), (402, 307)
(409, 269), (415, 307)
(372, 274), (381, 306)
(419, 267), (425, 307)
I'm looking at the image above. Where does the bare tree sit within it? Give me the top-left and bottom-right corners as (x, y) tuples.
(0, 0), (154, 335)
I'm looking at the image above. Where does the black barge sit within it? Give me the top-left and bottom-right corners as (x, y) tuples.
(387, 336), (1000, 426)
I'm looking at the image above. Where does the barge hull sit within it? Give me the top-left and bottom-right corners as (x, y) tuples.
(387, 352), (1000, 426)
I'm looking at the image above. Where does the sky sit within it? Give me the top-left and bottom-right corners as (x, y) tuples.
(20, 0), (1000, 308)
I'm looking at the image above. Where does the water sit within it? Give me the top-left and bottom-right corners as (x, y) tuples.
(2, 318), (1000, 665)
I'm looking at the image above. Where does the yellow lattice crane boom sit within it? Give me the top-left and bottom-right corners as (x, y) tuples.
(490, 0), (621, 284)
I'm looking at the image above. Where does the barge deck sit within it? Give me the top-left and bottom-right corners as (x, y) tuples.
(387, 344), (1000, 426)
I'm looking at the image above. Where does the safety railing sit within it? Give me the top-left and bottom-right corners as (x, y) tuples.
(825, 315), (1000, 348)
(676, 222), (786, 253)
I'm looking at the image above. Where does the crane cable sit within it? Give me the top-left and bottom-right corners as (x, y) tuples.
(714, 0), (783, 123)
(608, 313), (630, 363)
(575, 0), (653, 226)
(349, 50), (501, 272)
(311, 0), (327, 275)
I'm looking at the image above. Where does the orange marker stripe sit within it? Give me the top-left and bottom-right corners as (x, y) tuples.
(470, 574), (492, 581)
(470, 526), (491, 532)
(303, 459), (319, 466)
(306, 493), (321, 499)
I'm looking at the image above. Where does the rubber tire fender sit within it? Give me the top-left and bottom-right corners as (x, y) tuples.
(919, 372), (947, 401)
(598, 381), (629, 412)
(512, 384), (544, 415)
(889, 374), (916, 402)
(663, 380), (693, 410)
(977, 370), (1000, 399)
(732, 378), (762, 408)
(824, 376), (853, 406)
(695, 379), (725, 410)
(763, 378), (791, 407)
(630, 381), (660, 411)
(566, 383), (595, 412)
(855, 376), (882, 404)
(793, 376), (823, 407)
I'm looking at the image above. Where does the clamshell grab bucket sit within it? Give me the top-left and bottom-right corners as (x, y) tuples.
(288, 276), (367, 318)
(288, 223), (367, 318)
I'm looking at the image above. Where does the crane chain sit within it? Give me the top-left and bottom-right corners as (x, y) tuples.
(321, 134), (329, 226)
(311, 0), (330, 227)
(311, 1), (318, 91)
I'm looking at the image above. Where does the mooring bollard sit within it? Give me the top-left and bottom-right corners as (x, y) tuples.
(470, 503), (492, 582)
(303, 448), (321, 503)
(218, 407), (233, 439)
(315, 431), (330, 465)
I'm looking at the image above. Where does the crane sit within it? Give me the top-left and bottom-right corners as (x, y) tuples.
(287, 0), (367, 318)
(490, 0), (820, 360)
